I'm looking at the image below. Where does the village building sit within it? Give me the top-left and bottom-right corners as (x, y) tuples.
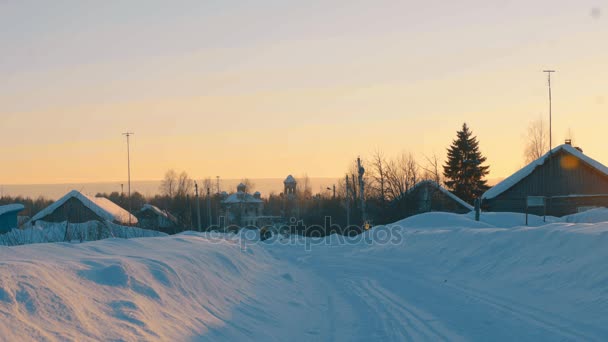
(482, 142), (608, 216)
(407, 180), (473, 214)
(30, 190), (137, 226)
(221, 183), (264, 227)
(388, 180), (472, 221)
(0, 204), (25, 233)
(136, 204), (178, 233)
(283, 175), (298, 218)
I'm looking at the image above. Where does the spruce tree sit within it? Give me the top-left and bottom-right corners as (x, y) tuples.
(443, 123), (490, 204)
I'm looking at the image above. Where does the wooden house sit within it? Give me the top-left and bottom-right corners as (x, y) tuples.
(30, 190), (137, 226)
(388, 180), (473, 222)
(136, 204), (178, 233)
(482, 143), (608, 216)
(407, 180), (473, 214)
(0, 204), (24, 233)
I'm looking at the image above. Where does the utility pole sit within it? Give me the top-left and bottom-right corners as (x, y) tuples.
(345, 175), (350, 228)
(122, 132), (134, 225)
(543, 70), (555, 213)
(357, 157), (367, 225)
(195, 181), (201, 232)
(207, 187), (212, 229)
(543, 70), (555, 152)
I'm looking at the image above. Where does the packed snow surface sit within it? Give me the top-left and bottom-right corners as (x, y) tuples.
(2, 211), (608, 340)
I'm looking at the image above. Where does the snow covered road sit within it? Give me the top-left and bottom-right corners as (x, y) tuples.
(2, 213), (608, 341)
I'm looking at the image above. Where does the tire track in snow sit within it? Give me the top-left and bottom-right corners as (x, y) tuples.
(440, 280), (602, 341)
(345, 278), (459, 341)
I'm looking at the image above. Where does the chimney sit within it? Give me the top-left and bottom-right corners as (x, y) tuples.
(565, 139), (572, 145)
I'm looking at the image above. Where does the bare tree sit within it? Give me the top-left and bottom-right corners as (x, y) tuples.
(296, 174), (312, 199)
(176, 171), (194, 197)
(384, 152), (419, 201)
(160, 169), (178, 197)
(524, 118), (549, 163)
(421, 153), (442, 184)
(368, 150), (387, 202)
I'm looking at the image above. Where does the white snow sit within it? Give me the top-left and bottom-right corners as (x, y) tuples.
(0, 204), (24, 216)
(30, 190), (137, 225)
(0, 221), (166, 246)
(2, 211), (608, 340)
(483, 144), (608, 200)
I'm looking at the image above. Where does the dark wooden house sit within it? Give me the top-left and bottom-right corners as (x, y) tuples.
(389, 180), (473, 221)
(0, 204), (24, 233)
(136, 204), (178, 233)
(482, 143), (608, 216)
(408, 180), (473, 214)
(30, 190), (137, 225)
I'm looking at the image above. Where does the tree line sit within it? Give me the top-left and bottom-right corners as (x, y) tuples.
(7, 120), (561, 235)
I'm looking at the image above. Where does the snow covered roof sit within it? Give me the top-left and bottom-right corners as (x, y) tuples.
(408, 180), (474, 211)
(0, 204), (24, 216)
(222, 192), (264, 204)
(284, 175), (296, 184)
(140, 204), (178, 223)
(483, 144), (608, 200)
(31, 190), (138, 225)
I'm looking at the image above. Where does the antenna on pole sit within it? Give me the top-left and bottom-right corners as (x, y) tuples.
(122, 132), (134, 225)
(543, 70), (555, 153)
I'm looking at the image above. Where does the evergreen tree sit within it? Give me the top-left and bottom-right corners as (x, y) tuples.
(443, 123), (490, 204)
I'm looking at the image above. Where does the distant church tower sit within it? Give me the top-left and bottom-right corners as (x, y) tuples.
(284, 175), (297, 199)
(283, 175), (298, 219)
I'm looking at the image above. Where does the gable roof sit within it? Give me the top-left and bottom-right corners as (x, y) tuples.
(482, 144), (608, 200)
(31, 190), (137, 225)
(0, 204), (25, 216)
(140, 204), (178, 223)
(408, 180), (474, 211)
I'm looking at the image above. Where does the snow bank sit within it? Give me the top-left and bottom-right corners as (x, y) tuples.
(561, 207), (608, 223)
(0, 234), (322, 341)
(390, 212), (495, 229)
(387, 211), (562, 230)
(3, 216), (608, 340)
(0, 221), (165, 246)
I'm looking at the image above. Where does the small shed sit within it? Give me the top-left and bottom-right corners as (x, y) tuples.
(31, 190), (137, 225)
(407, 180), (473, 214)
(136, 204), (178, 232)
(387, 181), (473, 222)
(482, 143), (608, 216)
(0, 204), (25, 233)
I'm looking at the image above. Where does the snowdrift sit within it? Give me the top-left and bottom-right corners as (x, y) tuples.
(388, 210), (588, 230)
(2, 215), (608, 340)
(0, 221), (165, 246)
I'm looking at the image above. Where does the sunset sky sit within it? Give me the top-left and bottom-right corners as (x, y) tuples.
(1, 0), (607, 184)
